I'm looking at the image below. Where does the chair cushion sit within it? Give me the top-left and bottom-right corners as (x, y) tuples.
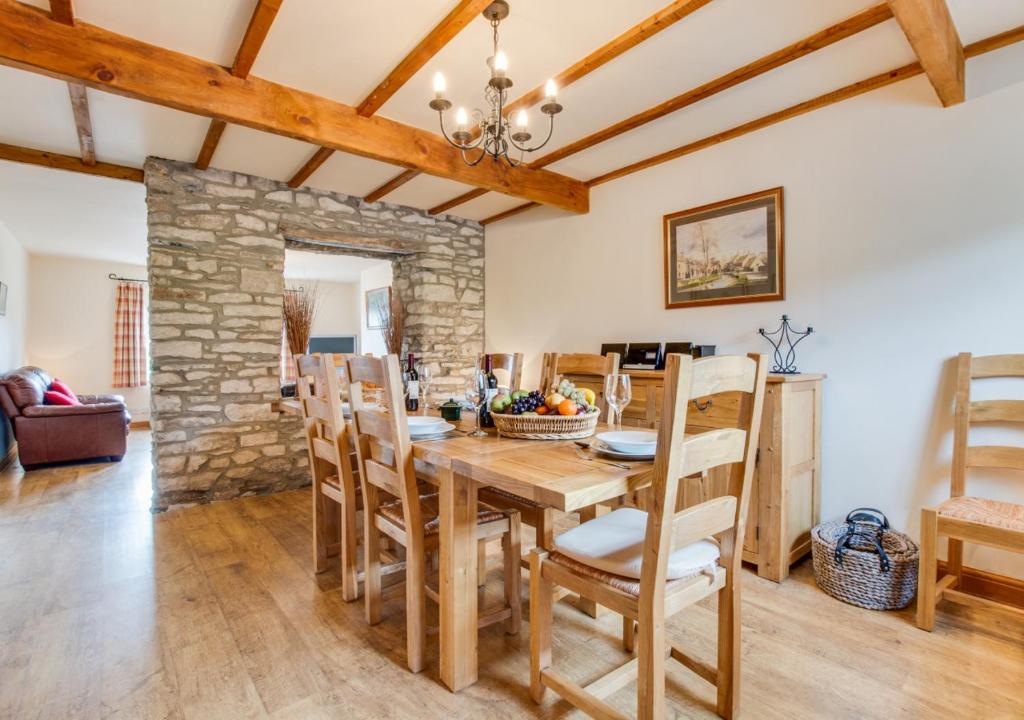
(378, 492), (506, 536)
(553, 507), (720, 581)
(938, 496), (1024, 531)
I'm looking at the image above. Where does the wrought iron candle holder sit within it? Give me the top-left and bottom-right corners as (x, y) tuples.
(758, 315), (814, 374)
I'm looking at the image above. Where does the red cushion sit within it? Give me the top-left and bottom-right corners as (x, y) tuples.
(49, 378), (77, 401)
(44, 390), (81, 406)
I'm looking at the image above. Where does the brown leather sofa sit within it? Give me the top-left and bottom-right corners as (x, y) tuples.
(0, 366), (131, 469)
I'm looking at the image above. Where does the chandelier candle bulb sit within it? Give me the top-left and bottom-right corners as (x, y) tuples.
(515, 109), (528, 128)
(433, 71), (447, 97)
(455, 107), (468, 129)
(544, 79), (557, 101)
(493, 50), (508, 77)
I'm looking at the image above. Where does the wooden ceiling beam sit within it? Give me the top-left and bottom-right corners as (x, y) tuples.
(66, 82), (95, 166)
(887, 0), (964, 106)
(481, 25), (1024, 224)
(0, 1), (587, 212)
(439, 3), (892, 216)
(370, 0), (715, 204)
(290, 0), (490, 188)
(49, 1), (97, 167)
(0, 142), (142, 182)
(362, 168), (421, 202)
(194, 0), (283, 170)
(48, 0), (73, 25)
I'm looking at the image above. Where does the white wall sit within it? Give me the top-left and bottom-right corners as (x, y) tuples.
(0, 220), (28, 456)
(307, 280), (361, 344)
(26, 254), (150, 421)
(487, 66), (1024, 575)
(358, 262), (393, 357)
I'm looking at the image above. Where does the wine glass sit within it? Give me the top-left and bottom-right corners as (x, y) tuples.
(417, 363), (433, 414)
(464, 369), (488, 437)
(604, 373), (632, 430)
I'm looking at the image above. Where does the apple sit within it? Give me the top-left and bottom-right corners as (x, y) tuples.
(490, 393), (511, 413)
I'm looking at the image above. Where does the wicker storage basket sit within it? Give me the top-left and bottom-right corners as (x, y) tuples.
(811, 514), (919, 611)
(491, 410), (599, 440)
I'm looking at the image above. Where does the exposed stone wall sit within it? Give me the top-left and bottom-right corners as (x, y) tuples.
(145, 158), (484, 510)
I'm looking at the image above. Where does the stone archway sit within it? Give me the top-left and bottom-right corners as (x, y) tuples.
(145, 158), (483, 509)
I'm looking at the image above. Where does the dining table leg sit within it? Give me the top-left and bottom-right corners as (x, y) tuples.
(439, 465), (479, 692)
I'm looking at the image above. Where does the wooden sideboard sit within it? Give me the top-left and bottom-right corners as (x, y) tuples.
(565, 369), (825, 582)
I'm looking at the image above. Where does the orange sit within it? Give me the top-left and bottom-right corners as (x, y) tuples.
(557, 399), (578, 416)
(536, 405), (549, 415)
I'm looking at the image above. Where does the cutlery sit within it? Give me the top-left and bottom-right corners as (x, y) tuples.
(574, 448), (631, 470)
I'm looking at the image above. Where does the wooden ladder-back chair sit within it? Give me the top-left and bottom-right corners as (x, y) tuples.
(346, 353), (522, 674)
(478, 352), (524, 392)
(541, 351), (621, 423)
(529, 352), (768, 720)
(917, 352), (1024, 630)
(295, 353), (361, 601)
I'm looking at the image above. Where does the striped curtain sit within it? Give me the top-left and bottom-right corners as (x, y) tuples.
(112, 281), (148, 388)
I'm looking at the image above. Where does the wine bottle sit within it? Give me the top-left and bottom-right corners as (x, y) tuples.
(405, 353), (419, 412)
(481, 354), (499, 428)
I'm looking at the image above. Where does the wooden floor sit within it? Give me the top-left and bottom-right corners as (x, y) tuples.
(1, 432), (1022, 719)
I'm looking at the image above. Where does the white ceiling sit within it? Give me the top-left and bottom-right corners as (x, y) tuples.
(284, 249), (388, 284)
(1, 0), (1022, 259)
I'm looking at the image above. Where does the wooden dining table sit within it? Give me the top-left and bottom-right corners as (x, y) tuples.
(278, 399), (654, 692)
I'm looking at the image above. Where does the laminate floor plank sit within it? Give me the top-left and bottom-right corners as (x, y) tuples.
(0, 431), (1021, 719)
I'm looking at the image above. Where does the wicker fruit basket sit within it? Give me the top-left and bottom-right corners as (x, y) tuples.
(491, 410), (600, 440)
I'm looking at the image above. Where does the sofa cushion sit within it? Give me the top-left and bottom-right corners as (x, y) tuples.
(0, 366), (52, 409)
(50, 378), (78, 401)
(44, 390), (80, 406)
(23, 401), (126, 417)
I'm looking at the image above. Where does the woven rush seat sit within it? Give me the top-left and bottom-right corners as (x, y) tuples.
(378, 492), (507, 535)
(938, 496), (1024, 531)
(481, 485), (544, 508)
(547, 552), (719, 597)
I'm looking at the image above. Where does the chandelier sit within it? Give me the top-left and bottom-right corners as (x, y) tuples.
(429, 0), (562, 167)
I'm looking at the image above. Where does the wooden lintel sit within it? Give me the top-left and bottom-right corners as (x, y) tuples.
(280, 226), (418, 256)
(0, 142), (142, 182)
(887, 0), (965, 106)
(0, 2), (587, 213)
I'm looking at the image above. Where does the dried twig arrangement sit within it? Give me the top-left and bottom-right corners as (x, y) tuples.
(381, 290), (404, 356)
(283, 284), (319, 358)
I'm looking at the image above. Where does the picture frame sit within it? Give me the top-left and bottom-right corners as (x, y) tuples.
(365, 286), (391, 330)
(663, 187), (784, 309)
(0, 281), (7, 317)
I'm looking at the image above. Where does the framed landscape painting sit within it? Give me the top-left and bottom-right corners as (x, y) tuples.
(663, 187), (784, 309)
(365, 286), (391, 330)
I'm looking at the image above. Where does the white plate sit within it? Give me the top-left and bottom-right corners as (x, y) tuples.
(409, 421), (455, 438)
(342, 402), (381, 417)
(589, 439), (655, 461)
(595, 430), (658, 455)
(408, 416), (447, 429)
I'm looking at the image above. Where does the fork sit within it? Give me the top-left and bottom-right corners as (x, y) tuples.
(574, 448), (631, 470)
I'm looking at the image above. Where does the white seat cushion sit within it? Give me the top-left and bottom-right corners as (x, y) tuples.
(553, 507), (720, 581)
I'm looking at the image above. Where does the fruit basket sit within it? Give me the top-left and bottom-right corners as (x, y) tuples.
(489, 379), (602, 440)
(491, 409), (600, 440)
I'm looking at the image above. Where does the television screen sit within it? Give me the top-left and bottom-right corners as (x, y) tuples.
(308, 335), (357, 354)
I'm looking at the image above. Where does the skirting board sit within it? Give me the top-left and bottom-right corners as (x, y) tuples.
(937, 560), (1024, 611)
(0, 441), (16, 471)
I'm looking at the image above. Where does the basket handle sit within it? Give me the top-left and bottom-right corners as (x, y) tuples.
(833, 529), (892, 573)
(844, 507), (889, 531)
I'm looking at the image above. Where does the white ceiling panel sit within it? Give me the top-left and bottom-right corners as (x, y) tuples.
(302, 151), (411, 199)
(59, 0), (255, 66)
(948, 0), (1024, 44)
(87, 91), (209, 168)
(454, 191), (528, 222)
(284, 249), (387, 283)
(210, 125), (313, 183)
(384, 174), (476, 212)
(0, 161), (146, 264)
(547, 20), (915, 181)
(253, 0), (456, 106)
(0, 65), (81, 157)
